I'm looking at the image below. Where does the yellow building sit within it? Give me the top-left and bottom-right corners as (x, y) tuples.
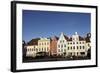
(38, 38), (51, 55)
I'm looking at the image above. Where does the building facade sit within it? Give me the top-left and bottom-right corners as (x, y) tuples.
(67, 32), (87, 57)
(26, 38), (40, 57)
(38, 38), (51, 55)
(57, 32), (91, 57)
(57, 32), (68, 56)
(25, 32), (91, 58)
(50, 36), (59, 56)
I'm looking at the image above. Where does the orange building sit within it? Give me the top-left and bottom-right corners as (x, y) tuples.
(50, 36), (59, 56)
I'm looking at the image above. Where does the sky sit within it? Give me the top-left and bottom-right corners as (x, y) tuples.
(22, 10), (91, 42)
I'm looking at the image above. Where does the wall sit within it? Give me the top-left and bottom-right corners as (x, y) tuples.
(0, 0), (99, 73)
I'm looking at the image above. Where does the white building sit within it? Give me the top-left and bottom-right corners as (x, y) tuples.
(57, 32), (68, 56)
(26, 45), (38, 57)
(67, 32), (87, 57)
(57, 32), (91, 57)
(26, 38), (40, 57)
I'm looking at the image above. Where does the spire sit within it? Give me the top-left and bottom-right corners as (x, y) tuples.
(61, 32), (64, 34)
(75, 32), (78, 35)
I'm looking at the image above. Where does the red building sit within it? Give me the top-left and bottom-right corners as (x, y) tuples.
(50, 36), (59, 56)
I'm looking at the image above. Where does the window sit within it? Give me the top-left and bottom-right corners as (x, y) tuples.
(34, 49), (35, 51)
(73, 42), (75, 44)
(63, 40), (64, 43)
(77, 46), (78, 49)
(47, 47), (49, 51)
(80, 42), (81, 44)
(32, 49), (33, 51)
(58, 45), (60, 48)
(68, 47), (69, 50)
(83, 46), (85, 49)
(71, 47), (72, 49)
(73, 46), (75, 49)
(70, 53), (72, 55)
(77, 52), (78, 55)
(83, 42), (84, 44)
(64, 44), (66, 47)
(42, 48), (43, 51)
(61, 45), (63, 48)
(70, 42), (72, 44)
(77, 42), (78, 44)
(60, 41), (62, 43)
(80, 46), (81, 49)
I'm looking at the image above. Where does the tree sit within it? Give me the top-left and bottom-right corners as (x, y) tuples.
(87, 48), (91, 59)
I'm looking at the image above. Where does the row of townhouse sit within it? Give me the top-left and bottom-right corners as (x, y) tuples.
(25, 32), (91, 57)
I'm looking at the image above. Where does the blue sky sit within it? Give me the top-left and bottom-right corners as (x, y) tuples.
(22, 10), (91, 42)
